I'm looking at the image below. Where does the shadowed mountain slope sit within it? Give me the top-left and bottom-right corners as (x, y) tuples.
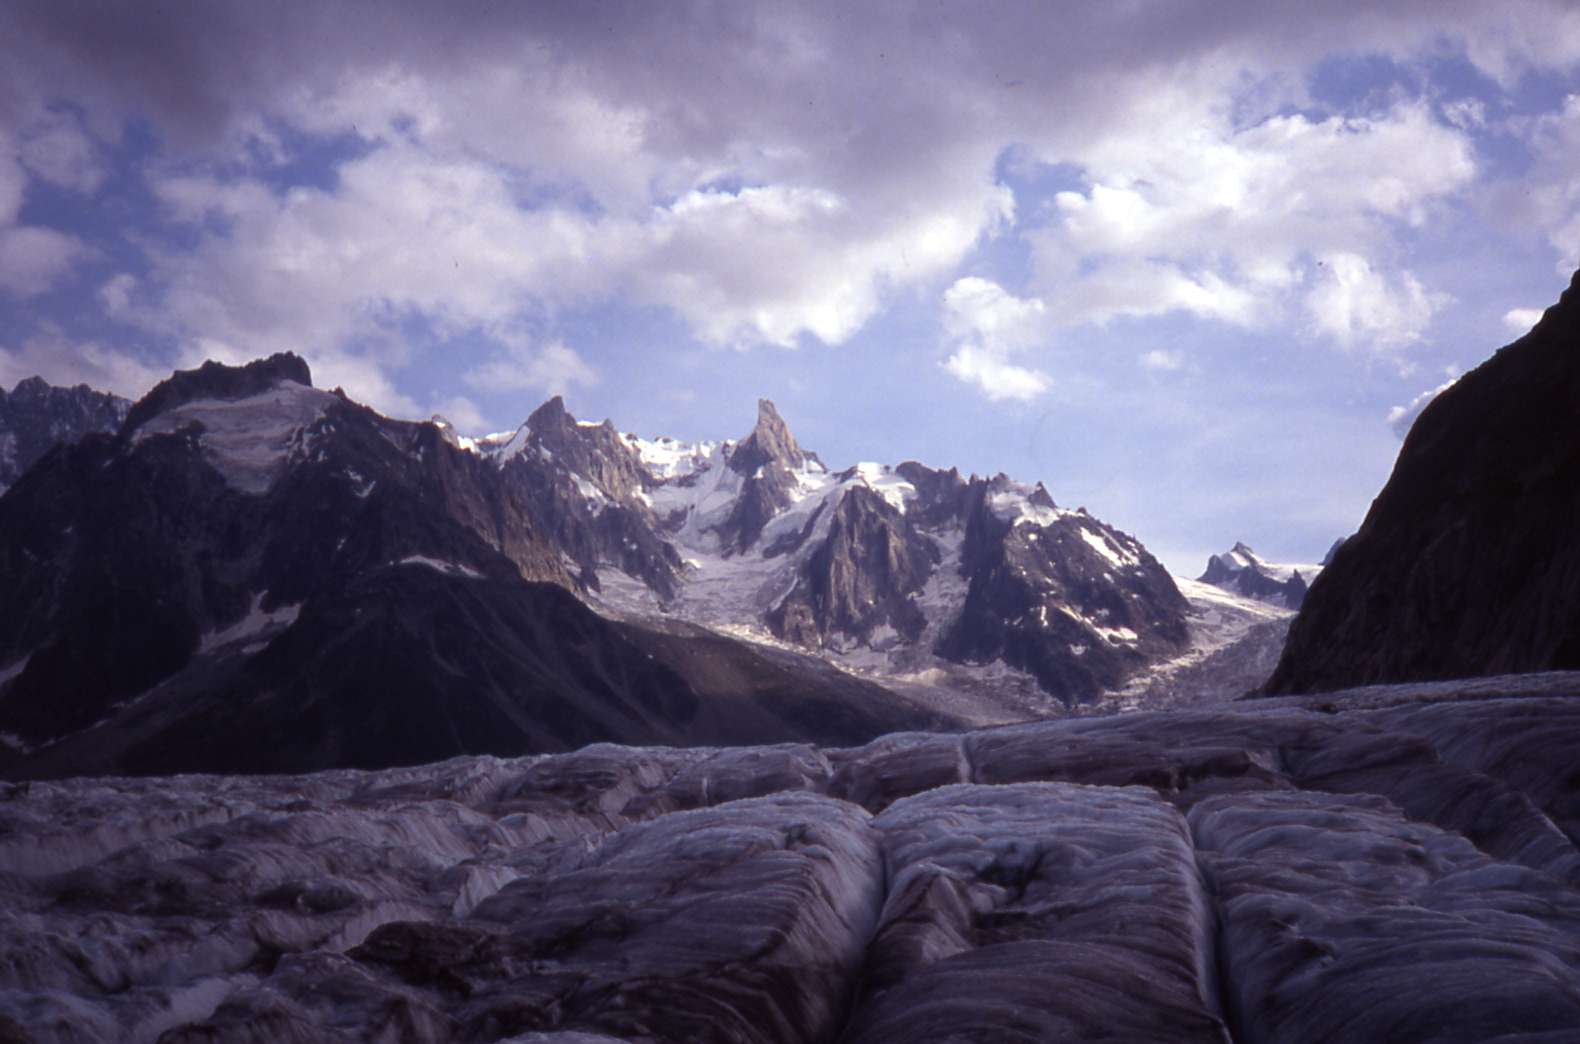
(1268, 268), (1580, 693)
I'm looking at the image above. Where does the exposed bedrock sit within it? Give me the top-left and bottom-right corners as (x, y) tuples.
(5, 682), (1580, 1041)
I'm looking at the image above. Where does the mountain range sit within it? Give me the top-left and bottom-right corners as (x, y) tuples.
(0, 354), (1229, 780)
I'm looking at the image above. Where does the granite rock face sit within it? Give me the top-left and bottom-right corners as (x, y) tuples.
(6, 677), (1580, 1042)
(1268, 268), (1580, 692)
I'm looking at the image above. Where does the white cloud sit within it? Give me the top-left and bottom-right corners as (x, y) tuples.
(638, 179), (1014, 347)
(0, 329), (165, 398)
(463, 340), (599, 398)
(0, 131), (88, 297)
(1034, 100), (1472, 347)
(1503, 307), (1547, 333)
(0, 226), (87, 297)
(1509, 94), (1580, 272)
(138, 144), (618, 411)
(1441, 98), (1487, 130)
(1385, 376), (1459, 438)
(8, 2), (1572, 417)
(98, 273), (137, 319)
(942, 276), (1047, 348)
(19, 111), (104, 193)
(430, 395), (489, 434)
(1139, 349), (1186, 372)
(1306, 251), (1444, 348)
(943, 345), (1051, 402)
(0, 143), (23, 226)
(939, 277), (1051, 401)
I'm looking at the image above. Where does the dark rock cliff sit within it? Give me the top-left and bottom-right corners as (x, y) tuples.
(1268, 268), (1580, 693)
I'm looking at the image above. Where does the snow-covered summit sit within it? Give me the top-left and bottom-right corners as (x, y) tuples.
(1199, 541), (1323, 610)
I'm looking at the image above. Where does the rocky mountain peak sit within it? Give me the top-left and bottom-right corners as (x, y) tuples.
(729, 397), (807, 476)
(1199, 542), (1314, 610)
(5, 375), (53, 402)
(122, 352), (313, 433)
(525, 394), (571, 436)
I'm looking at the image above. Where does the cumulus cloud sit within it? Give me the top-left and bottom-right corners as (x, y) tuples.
(0, 226), (86, 297)
(1306, 251), (1445, 348)
(0, 145), (23, 226)
(0, 131), (89, 297)
(1503, 306), (1547, 333)
(1386, 376), (1460, 438)
(463, 340), (599, 399)
(0, 329), (165, 398)
(430, 395), (489, 434)
(1509, 94), (1580, 272)
(18, 110), (105, 193)
(1139, 349), (1186, 372)
(939, 277), (1051, 401)
(3, 0), (1576, 408)
(1034, 100), (1471, 347)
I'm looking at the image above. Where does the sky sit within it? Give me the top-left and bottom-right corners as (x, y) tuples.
(3, 2), (1580, 573)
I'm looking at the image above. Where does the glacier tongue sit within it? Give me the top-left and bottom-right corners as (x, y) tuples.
(8, 680), (1580, 1041)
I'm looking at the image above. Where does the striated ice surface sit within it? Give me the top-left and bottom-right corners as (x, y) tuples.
(5, 679), (1580, 1041)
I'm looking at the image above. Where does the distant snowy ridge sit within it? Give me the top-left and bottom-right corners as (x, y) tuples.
(1198, 541), (1323, 610)
(456, 394), (1191, 709)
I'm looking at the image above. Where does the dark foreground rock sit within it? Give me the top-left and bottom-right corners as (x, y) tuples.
(1268, 267), (1580, 692)
(5, 675), (1580, 1042)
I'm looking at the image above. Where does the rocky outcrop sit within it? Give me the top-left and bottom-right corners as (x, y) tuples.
(7, 675), (1580, 1041)
(0, 376), (128, 492)
(521, 395), (650, 503)
(489, 399), (684, 599)
(767, 485), (937, 646)
(1268, 268), (1580, 693)
(120, 352), (311, 433)
(937, 477), (1189, 702)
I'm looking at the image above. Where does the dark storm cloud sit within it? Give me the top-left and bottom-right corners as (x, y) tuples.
(8, 0), (1532, 159)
